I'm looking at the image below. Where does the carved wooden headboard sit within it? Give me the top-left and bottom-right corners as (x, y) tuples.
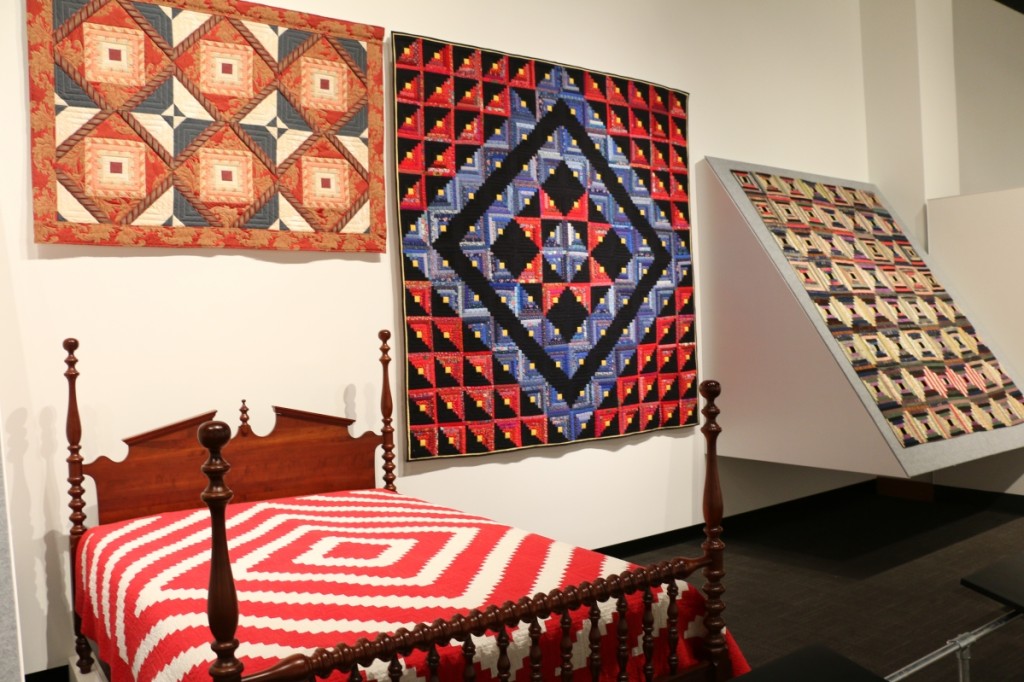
(63, 330), (396, 527)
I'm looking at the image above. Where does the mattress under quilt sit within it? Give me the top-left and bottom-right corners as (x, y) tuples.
(75, 488), (744, 681)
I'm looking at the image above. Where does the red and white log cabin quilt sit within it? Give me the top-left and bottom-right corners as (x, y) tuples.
(76, 489), (738, 680)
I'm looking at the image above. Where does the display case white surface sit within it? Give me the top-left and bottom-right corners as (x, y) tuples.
(697, 161), (903, 478)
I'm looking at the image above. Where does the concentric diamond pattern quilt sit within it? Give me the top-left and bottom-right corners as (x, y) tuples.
(76, 489), (721, 681)
(394, 34), (697, 458)
(28, 0), (385, 251)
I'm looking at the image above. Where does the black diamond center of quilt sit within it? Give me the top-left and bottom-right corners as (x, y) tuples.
(542, 160), (587, 215)
(548, 288), (590, 343)
(434, 98), (671, 408)
(490, 219), (540, 280)
(591, 227), (632, 280)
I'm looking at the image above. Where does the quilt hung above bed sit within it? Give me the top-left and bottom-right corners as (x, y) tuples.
(394, 34), (697, 459)
(28, 0), (386, 252)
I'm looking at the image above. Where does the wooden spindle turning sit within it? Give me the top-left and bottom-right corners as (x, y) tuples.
(616, 596), (629, 682)
(559, 610), (573, 681)
(237, 400), (251, 437)
(496, 626), (511, 681)
(642, 585), (655, 681)
(63, 338), (94, 674)
(699, 380), (729, 681)
(528, 617), (543, 681)
(666, 579), (680, 674)
(199, 420), (244, 682)
(461, 636), (476, 681)
(378, 330), (397, 492)
(427, 642), (440, 681)
(588, 601), (602, 681)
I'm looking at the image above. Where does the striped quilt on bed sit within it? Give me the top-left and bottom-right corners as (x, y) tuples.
(75, 489), (732, 681)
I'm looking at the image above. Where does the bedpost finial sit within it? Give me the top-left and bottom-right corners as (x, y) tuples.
(238, 400), (250, 436)
(64, 339), (79, 377)
(700, 380), (722, 437)
(198, 421), (232, 451)
(378, 329), (392, 366)
(699, 380), (720, 401)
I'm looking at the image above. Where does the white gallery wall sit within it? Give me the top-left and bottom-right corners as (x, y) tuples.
(0, 412), (25, 678)
(923, 0), (1024, 497)
(0, 0), (927, 673)
(953, 0), (1024, 195)
(861, 0), (930, 243)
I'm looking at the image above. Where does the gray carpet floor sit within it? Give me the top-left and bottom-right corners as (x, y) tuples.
(606, 484), (1024, 681)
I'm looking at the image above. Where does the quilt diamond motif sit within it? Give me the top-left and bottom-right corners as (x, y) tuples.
(394, 34), (696, 458)
(28, 0), (384, 251)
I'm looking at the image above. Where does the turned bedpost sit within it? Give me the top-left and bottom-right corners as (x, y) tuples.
(699, 380), (729, 680)
(378, 329), (397, 492)
(199, 421), (244, 682)
(63, 339), (94, 673)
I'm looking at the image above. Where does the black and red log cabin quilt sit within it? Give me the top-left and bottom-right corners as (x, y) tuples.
(393, 34), (696, 459)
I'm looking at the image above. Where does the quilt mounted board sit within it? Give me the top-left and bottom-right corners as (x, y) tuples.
(394, 34), (697, 459)
(707, 157), (1024, 476)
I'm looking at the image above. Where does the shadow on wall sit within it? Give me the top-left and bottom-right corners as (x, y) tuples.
(41, 405), (73, 666)
(6, 405), (72, 671)
(0, 410), (25, 677)
(42, 529), (69, 668)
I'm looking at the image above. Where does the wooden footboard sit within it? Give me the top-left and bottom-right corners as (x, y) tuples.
(198, 381), (731, 682)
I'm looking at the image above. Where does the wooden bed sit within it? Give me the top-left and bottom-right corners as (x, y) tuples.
(61, 330), (743, 682)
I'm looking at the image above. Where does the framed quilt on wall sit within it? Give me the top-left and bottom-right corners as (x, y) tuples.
(27, 0), (385, 252)
(394, 34), (696, 459)
(707, 157), (1024, 475)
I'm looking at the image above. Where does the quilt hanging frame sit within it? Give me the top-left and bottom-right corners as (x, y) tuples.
(27, 0), (385, 252)
(707, 157), (1024, 476)
(394, 33), (697, 459)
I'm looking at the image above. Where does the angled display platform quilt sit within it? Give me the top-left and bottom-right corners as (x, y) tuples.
(27, 0), (385, 252)
(708, 157), (1024, 475)
(394, 34), (696, 459)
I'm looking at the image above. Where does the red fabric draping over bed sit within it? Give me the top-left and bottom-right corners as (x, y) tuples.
(76, 489), (747, 680)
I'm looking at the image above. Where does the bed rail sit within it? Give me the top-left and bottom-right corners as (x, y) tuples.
(199, 380), (731, 682)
